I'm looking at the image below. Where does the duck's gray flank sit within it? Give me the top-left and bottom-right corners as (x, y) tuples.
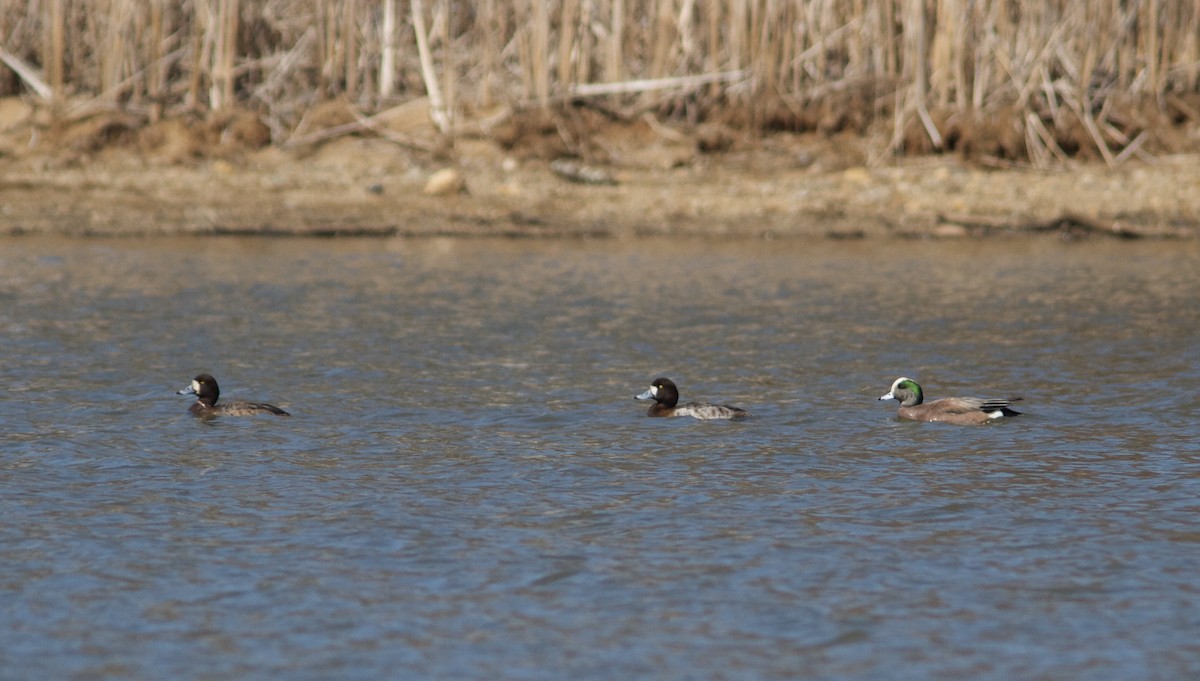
(178, 373), (290, 418)
(635, 377), (748, 421)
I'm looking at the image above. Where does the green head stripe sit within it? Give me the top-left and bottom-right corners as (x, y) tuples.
(900, 379), (922, 398)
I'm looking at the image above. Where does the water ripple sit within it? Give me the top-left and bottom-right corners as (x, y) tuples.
(1, 237), (1198, 680)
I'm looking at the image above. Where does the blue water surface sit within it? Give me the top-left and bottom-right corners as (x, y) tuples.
(1, 236), (1198, 680)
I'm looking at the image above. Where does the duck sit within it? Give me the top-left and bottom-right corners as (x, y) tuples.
(878, 377), (1020, 425)
(177, 373), (290, 418)
(634, 377), (748, 420)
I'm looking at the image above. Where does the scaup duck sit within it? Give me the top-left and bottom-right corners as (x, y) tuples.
(177, 374), (290, 418)
(634, 377), (748, 420)
(878, 377), (1020, 425)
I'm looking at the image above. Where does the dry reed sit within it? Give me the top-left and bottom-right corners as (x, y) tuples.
(0, 0), (1197, 164)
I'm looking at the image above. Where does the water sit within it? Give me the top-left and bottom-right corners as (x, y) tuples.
(1, 235), (1198, 680)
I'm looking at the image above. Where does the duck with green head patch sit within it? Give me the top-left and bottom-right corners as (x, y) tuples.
(878, 377), (1021, 425)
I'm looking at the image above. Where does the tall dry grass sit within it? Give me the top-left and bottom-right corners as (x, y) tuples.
(0, 0), (1198, 163)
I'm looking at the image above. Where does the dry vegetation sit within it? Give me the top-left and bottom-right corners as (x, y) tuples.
(2, 2), (1200, 239)
(1, 0), (1200, 165)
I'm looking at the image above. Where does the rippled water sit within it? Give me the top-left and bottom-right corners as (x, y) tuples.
(2, 235), (1198, 680)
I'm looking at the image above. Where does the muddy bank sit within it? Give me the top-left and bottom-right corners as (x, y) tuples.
(1, 106), (1198, 239)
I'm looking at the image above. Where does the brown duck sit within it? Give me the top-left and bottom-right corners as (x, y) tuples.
(878, 377), (1021, 425)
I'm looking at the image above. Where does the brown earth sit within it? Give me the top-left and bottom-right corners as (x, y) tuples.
(1, 98), (1199, 240)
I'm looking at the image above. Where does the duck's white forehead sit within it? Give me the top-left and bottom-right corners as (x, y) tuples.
(650, 384), (659, 396)
(192, 379), (202, 392)
(891, 377), (909, 391)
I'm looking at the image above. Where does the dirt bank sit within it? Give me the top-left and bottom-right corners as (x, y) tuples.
(1, 102), (1198, 239)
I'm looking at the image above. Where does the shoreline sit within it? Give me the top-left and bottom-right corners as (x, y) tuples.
(4, 133), (1199, 240)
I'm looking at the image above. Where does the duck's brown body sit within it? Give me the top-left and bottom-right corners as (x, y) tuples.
(880, 377), (1020, 425)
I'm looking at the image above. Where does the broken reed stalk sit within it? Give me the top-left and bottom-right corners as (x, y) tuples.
(0, 49), (52, 101)
(411, 0), (448, 134)
(570, 71), (748, 97)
